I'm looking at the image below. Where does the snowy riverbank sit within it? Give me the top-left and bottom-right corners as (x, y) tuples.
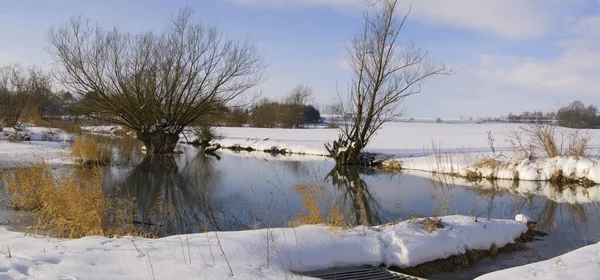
(0, 215), (526, 279)
(0, 127), (74, 168)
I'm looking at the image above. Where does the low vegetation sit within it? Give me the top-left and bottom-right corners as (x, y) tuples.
(409, 215), (445, 233)
(1, 162), (143, 238)
(71, 136), (112, 165)
(289, 181), (347, 228)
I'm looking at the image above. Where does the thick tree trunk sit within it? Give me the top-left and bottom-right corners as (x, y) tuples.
(325, 135), (368, 165)
(138, 130), (180, 155)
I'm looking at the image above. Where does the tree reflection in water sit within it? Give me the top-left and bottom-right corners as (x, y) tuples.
(325, 166), (383, 227)
(115, 152), (252, 236)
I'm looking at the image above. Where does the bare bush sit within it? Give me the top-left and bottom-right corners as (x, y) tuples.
(506, 122), (591, 158)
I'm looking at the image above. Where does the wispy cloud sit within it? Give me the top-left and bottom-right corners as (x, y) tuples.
(221, 0), (563, 39)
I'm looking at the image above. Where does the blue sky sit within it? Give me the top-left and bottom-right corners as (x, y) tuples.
(1, 0), (600, 118)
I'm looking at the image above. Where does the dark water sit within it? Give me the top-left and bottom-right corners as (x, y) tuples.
(3, 143), (600, 279)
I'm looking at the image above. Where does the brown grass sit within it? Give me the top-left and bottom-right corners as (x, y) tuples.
(289, 181), (347, 228)
(71, 136), (112, 165)
(2, 162), (145, 238)
(46, 120), (83, 135)
(410, 215), (445, 233)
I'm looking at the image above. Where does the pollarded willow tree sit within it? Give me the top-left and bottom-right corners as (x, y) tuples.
(48, 8), (265, 154)
(326, 0), (452, 165)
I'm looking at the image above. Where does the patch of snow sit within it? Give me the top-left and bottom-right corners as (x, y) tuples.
(0, 141), (74, 168)
(515, 214), (533, 224)
(476, 241), (600, 280)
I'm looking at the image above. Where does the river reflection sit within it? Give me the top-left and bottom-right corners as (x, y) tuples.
(103, 148), (600, 248)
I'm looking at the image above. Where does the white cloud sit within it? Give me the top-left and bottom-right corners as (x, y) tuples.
(467, 13), (600, 97)
(222, 0), (563, 39)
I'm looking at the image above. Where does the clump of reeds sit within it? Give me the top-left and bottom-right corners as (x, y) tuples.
(71, 136), (112, 165)
(289, 181), (347, 228)
(2, 161), (144, 238)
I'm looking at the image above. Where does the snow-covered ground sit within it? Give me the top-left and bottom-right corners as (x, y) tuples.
(0, 127), (75, 168)
(0, 216), (526, 279)
(475, 241), (600, 280)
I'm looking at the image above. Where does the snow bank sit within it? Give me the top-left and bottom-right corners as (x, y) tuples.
(1, 127), (75, 142)
(396, 155), (600, 183)
(0, 216), (526, 279)
(476, 241), (600, 280)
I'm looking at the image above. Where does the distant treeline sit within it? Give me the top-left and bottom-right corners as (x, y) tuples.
(207, 84), (322, 128)
(506, 100), (600, 129)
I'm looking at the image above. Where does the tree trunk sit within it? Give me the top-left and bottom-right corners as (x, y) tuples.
(138, 130), (180, 155)
(325, 135), (367, 165)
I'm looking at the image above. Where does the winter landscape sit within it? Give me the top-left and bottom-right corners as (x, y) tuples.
(2, 0), (600, 279)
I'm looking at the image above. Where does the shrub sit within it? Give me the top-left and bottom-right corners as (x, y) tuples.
(194, 125), (218, 146)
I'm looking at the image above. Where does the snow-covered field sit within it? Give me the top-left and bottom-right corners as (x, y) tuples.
(211, 122), (525, 157)
(0, 216), (526, 279)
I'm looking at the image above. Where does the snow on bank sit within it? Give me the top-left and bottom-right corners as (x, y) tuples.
(0, 127), (75, 168)
(0, 216), (526, 279)
(1, 127), (75, 142)
(395, 154), (600, 183)
(476, 241), (600, 280)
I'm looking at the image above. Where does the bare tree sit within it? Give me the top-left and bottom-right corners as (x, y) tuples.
(281, 84), (313, 128)
(48, 8), (265, 154)
(0, 64), (52, 131)
(326, 0), (452, 165)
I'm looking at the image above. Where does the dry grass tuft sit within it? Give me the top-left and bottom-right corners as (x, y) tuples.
(2, 164), (50, 211)
(289, 181), (347, 228)
(474, 158), (502, 169)
(2, 162), (144, 238)
(71, 136), (112, 165)
(410, 215), (445, 233)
